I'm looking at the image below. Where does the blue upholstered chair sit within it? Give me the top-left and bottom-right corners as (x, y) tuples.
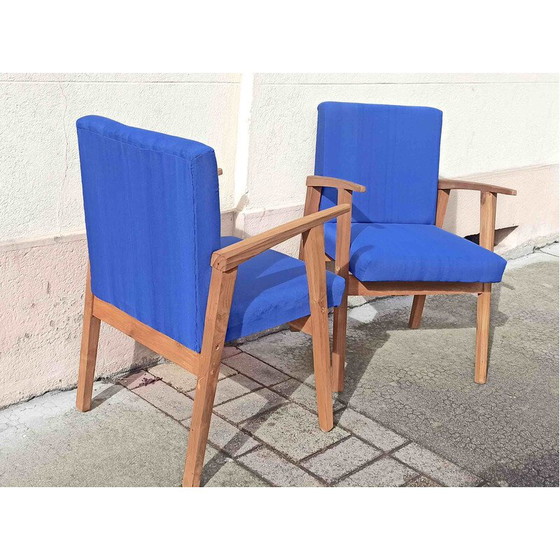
(302, 102), (516, 391)
(75, 116), (349, 486)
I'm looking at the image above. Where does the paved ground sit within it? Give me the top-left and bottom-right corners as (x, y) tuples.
(1, 247), (558, 487)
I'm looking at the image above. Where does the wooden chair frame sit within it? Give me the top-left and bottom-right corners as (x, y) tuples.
(76, 201), (350, 487)
(298, 175), (516, 391)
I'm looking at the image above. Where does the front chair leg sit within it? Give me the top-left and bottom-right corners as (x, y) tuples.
(303, 226), (334, 432)
(76, 267), (101, 412)
(475, 283), (492, 384)
(182, 368), (221, 487)
(182, 268), (237, 487)
(408, 295), (426, 329)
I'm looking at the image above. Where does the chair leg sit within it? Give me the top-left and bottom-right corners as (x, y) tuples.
(310, 307), (335, 432)
(76, 268), (101, 412)
(182, 268), (237, 487)
(303, 226), (334, 432)
(475, 283), (492, 384)
(182, 367), (221, 487)
(332, 295), (348, 393)
(408, 295), (426, 329)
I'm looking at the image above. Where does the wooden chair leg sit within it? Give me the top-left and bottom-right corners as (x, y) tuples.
(475, 283), (492, 384)
(76, 267), (101, 412)
(182, 367), (222, 487)
(303, 226), (334, 432)
(182, 268), (237, 487)
(332, 296), (348, 393)
(408, 295), (426, 329)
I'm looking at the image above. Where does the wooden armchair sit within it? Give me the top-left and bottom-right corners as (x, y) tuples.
(75, 116), (350, 486)
(299, 102), (516, 391)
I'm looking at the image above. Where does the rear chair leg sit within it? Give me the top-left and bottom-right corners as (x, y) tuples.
(76, 268), (101, 412)
(332, 296), (348, 392)
(475, 283), (492, 384)
(408, 295), (426, 329)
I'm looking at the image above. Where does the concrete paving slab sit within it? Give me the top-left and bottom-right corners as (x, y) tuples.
(146, 362), (198, 392)
(203, 458), (269, 487)
(273, 378), (345, 414)
(223, 352), (290, 386)
(214, 388), (287, 424)
(336, 408), (407, 451)
(405, 475), (442, 487)
(241, 403), (349, 461)
(146, 361), (236, 396)
(302, 437), (382, 483)
(393, 443), (481, 487)
(240, 330), (317, 384)
(238, 446), (322, 487)
(337, 457), (418, 487)
(222, 346), (242, 359)
(183, 414), (260, 457)
(189, 374), (261, 406)
(132, 379), (194, 421)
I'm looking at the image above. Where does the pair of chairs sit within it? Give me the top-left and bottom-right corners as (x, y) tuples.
(75, 103), (515, 487)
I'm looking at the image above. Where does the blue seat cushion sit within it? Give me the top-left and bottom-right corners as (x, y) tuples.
(221, 237), (345, 341)
(324, 223), (507, 283)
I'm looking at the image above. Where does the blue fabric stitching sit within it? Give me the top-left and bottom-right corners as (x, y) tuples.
(189, 152), (205, 351)
(76, 124), (212, 161)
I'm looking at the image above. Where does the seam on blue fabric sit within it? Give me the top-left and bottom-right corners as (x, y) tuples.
(190, 152), (204, 350)
(77, 126), (212, 162)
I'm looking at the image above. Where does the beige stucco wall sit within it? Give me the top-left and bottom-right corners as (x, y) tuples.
(240, 73), (558, 256)
(1, 73), (558, 408)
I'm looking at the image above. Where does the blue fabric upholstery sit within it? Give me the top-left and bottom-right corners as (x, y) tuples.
(77, 116), (220, 353)
(324, 223), (507, 283)
(221, 237), (345, 341)
(316, 102), (442, 225)
(77, 116), (344, 353)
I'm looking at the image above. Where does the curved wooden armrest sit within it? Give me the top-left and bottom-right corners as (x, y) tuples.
(211, 204), (351, 271)
(306, 175), (367, 193)
(438, 178), (516, 196)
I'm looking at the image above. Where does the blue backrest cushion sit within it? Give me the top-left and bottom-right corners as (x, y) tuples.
(77, 116), (221, 352)
(316, 102), (443, 224)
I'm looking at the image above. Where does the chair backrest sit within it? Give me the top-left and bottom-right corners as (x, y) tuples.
(76, 116), (221, 353)
(316, 102), (443, 224)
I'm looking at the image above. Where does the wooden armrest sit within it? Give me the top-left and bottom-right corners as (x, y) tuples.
(306, 175), (367, 193)
(438, 178), (516, 196)
(211, 204), (351, 271)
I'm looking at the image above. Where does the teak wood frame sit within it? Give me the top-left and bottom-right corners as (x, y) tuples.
(76, 202), (350, 487)
(298, 175), (516, 390)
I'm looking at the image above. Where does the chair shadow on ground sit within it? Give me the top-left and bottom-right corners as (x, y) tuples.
(90, 341), (153, 410)
(335, 282), (510, 408)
